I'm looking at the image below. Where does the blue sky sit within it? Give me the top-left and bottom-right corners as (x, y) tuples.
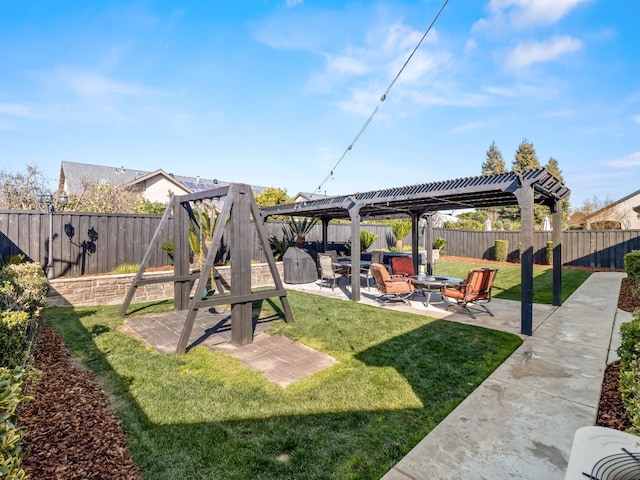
(1, 0), (638, 209)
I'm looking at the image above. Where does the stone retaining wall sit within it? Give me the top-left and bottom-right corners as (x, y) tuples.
(47, 263), (285, 307)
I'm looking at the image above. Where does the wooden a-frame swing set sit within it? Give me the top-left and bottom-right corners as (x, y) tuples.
(119, 183), (294, 354)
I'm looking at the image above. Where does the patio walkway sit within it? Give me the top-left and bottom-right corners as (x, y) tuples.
(379, 271), (630, 480)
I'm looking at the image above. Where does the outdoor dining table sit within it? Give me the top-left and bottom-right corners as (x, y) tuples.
(335, 259), (373, 287)
(409, 274), (464, 306)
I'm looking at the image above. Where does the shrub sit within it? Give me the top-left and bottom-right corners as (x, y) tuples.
(0, 366), (32, 479)
(433, 237), (447, 254)
(112, 263), (140, 274)
(624, 251), (640, 298)
(346, 231), (378, 253)
(545, 241), (553, 265)
(495, 240), (508, 262)
(390, 220), (411, 247)
(0, 312), (32, 369)
(618, 311), (640, 434)
(0, 263), (49, 318)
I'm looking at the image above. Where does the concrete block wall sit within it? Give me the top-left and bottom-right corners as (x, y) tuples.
(47, 263), (284, 307)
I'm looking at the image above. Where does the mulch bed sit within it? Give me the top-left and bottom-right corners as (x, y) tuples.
(19, 326), (142, 479)
(595, 277), (638, 432)
(16, 266), (640, 477)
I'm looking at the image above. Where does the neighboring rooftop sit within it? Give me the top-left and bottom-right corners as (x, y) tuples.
(58, 161), (267, 204)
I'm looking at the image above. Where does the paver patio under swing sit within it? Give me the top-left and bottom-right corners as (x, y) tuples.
(119, 182), (337, 387)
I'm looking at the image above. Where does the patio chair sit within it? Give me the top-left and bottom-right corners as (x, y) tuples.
(390, 256), (415, 277)
(370, 262), (414, 305)
(318, 254), (346, 290)
(362, 251), (385, 290)
(441, 268), (498, 318)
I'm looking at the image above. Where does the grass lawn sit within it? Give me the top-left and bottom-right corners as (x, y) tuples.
(44, 259), (590, 479)
(436, 258), (591, 303)
(47, 290), (522, 479)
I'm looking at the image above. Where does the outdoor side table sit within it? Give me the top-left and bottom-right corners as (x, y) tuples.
(409, 275), (464, 306)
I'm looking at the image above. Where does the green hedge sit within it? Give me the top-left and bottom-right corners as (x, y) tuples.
(545, 241), (553, 265)
(618, 311), (640, 434)
(0, 263), (49, 369)
(495, 240), (508, 262)
(0, 366), (32, 479)
(624, 251), (640, 299)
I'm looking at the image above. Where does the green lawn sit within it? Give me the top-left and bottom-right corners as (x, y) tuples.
(44, 259), (590, 479)
(436, 258), (591, 304)
(47, 289), (522, 480)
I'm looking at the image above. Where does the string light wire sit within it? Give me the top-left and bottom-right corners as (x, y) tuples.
(314, 0), (449, 194)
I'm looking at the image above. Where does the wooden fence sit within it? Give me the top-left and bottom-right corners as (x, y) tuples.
(1, 210), (639, 277)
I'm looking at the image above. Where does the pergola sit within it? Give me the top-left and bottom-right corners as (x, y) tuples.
(261, 168), (570, 336)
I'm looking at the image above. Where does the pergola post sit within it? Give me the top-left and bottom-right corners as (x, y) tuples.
(348, 200), (362, 301)
(321, 217), (330, 252)
(423, 213), (435, 275)
(552, 199), (563, 306)
(516, 183), (535, 335)
(410, 211), (425, 275)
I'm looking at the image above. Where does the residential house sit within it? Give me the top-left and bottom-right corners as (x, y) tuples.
(58, 161), (266, 206)
(582, 189), (640, 229)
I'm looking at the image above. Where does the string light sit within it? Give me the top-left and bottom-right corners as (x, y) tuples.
(314, 0), (450, 194)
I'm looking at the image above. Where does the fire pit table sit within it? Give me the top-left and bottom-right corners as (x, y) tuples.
(409, 274), (464, 306)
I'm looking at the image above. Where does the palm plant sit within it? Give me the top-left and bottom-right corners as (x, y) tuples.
(391, 219), (412, 249)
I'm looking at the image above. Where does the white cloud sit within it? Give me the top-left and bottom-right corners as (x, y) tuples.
(450, 121), (488, 134)
(606, 151), (640, 168)
(476, 0), (591, 31)
(286, 0), (303, 7)
(325, 53), (371, 76)
(0, 102), (38, 118)
(504, 35), (583, 68)
(633, 115), (640, 126)
(52, 68), (158, 99)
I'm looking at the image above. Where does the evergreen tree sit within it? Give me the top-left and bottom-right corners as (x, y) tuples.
(512, 139), (540, 172)
(545, 156), (570, 226)
(482, 141), (507, 175)
(546, 157), (563, 181)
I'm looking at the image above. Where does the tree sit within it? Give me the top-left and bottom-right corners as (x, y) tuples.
(482, 141), (507, 175)
(65, 180), (152, 214)
(0, 166), (51, 210)
(545, 157), (570, 225)
(254, 187), (291, 207)
(512, 139), (540, 172)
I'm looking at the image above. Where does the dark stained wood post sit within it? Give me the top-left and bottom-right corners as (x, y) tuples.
(173, 199), (190, 310)
(552, 199), (563, 306)
(410, 211), (421, 275)
(424, 213), (435, 275)
(321, 217), (330, 252)
(348, 199), (362, 301)
(516, 182), (535, 335)
(230, 184), (253, 346)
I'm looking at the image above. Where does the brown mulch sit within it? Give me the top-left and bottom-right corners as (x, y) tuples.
(595, 277), (638, 432)
(19, 326), (142, 479)
(15, 264), (639, 477)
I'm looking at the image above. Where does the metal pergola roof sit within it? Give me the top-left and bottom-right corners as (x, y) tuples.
(262, 168), (569, 220)
(260, 168), (570, 337)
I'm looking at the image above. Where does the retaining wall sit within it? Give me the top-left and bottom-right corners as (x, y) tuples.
(47, 262), (284, 307)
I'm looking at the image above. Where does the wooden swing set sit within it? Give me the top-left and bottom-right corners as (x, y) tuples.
(119, 183), (294, 354)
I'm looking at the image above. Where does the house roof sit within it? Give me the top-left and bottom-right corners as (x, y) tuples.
(293, 192), (330, 202)
(586, 188), (640, 219)
(59, 161), (266, 197)
(262, 168), (569, 220)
